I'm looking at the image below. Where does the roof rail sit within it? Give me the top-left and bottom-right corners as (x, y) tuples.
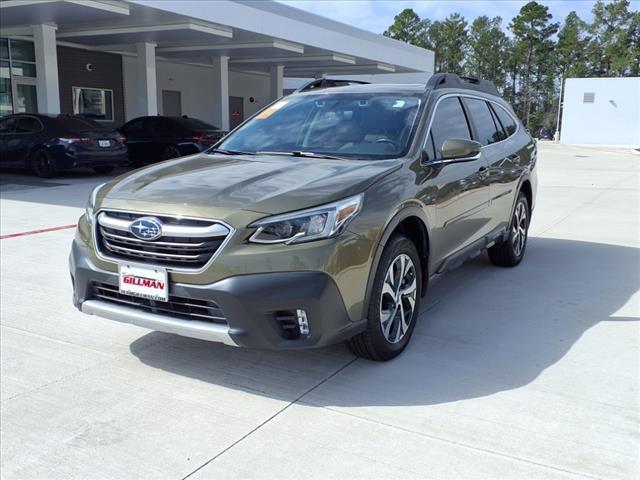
(426, 73), (499, 96)
(295, 78), (370, 93)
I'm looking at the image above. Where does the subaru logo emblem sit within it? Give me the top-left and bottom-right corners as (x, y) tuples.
(129, 217), (163, 241)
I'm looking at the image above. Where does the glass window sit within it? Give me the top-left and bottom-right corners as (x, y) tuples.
(0, 116), (17, 133)
(15, 84), (37, 113)
(488, 104), (507, 142)
(174, 117), (218, 131)
(11, 61), (36, 77)
(492, 104), (517, 137)
(72, 87), (113, 121)
(219, 92), (424, 159)
(122, 118), (145, 137)
(429, 97), (471, 160)
(0, 38), (8, 60)
(16, 116), (42, 133)
(9, 40), (35, 62)
(464, 98), (503, 146)
(0, 60), (12, 117)
(56, 115), (106, 131)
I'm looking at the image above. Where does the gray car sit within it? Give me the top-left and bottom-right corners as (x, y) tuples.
(70, 73), (537, 361)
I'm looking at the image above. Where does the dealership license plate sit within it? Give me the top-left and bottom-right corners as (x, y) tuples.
(118, 264), (168, 302)
(98, 140), (111, 147)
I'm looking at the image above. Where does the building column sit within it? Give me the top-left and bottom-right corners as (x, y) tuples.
(136, 42), (157, 116)
(269, 65), (284, 101)
(212, 56), (229, 130)
(32, 24), (60, 114)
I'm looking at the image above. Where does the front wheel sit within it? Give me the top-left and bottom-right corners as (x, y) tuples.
(348, 234), (422, 361)
(161, 145), (181, 160)
(31, 149), (56, 178)
(488, 191), (530, 267)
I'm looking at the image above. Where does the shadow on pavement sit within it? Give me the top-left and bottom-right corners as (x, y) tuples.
(129, 237), (639, 406)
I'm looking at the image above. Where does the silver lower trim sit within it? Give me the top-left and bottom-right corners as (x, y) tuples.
(81, 299), (238, 346)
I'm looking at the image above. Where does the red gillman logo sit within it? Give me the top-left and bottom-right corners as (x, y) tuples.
(123, 275), (165, 290)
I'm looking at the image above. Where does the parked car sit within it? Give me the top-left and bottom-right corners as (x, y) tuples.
(0, 113), (127, 177)
(70, 73), (537, 361)
(539, 128), (554, 140)
(118, 116), (226, 164)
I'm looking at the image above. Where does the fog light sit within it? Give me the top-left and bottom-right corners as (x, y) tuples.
(296, 309), (309, 336)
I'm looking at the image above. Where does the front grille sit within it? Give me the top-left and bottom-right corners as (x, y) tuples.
(91, 282), (227, 324)
(96, 210), (231, 270)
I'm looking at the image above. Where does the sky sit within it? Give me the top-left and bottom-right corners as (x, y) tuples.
(277, 1), (625, 34)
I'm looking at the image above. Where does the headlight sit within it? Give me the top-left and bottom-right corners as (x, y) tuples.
(248, 194), (363, 244)
(85, 183), (105, 222)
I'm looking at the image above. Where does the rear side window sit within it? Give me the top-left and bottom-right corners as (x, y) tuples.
(428, 97), (471, 160)
(56, 116), (106, 131)
(492, 104), (518, 137)
(174, 117), (218, 131)
(16, 116), (43, 133)
(464, 98), (502, 146)
(0, 117), (18, 133)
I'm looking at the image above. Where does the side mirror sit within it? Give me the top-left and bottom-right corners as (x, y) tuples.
(441, 138), (482, 161)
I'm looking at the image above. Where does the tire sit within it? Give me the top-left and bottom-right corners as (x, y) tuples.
(488, 191), (530, 267)
(161, 145), (181, 160)
(93, 166), (115, 175)
(31, 149), (56, 178)
(348, 234), (422, 361)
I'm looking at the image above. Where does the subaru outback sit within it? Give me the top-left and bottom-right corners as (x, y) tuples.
(70, 73), (537, 361)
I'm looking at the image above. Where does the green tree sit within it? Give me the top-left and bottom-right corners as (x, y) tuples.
(628, 12), (640, 76)
(430, 13), (468, 74)
(465, 16), (509, 91)
(556, 11), (590, 78)
(588, 0), (634, 76)
(383, 8), (429, 47)
(509, 1), (559, 126)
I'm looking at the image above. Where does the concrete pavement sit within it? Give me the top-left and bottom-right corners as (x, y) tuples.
(1, 143), (638, 479)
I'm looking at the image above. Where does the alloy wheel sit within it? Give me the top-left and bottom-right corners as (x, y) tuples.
(511, 200), (528, 257)
(379, 253), (417, 344)
(162, 146), (181, 160)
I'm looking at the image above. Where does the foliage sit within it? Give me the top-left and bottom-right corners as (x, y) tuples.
(383, 0), (638, 135)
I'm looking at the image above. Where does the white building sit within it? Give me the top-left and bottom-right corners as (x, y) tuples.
(0, 0), (434, 130)
(560, 77), (640, 146)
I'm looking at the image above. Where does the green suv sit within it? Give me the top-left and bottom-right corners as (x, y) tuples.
(70, 73), (537, 361)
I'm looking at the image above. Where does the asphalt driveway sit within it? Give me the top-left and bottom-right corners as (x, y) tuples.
(1, 143), (638, 479)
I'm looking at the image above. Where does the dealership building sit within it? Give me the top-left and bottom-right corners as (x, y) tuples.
(560, 77), (640, 146)
(0, 0), (433, 130)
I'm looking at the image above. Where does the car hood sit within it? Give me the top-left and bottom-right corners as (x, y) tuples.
(102, 153), (401, 215)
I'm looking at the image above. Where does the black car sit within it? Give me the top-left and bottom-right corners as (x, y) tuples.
(118, 116), (226, 164)
(0, 114), (128, 177)
(539, 127), (554, 140)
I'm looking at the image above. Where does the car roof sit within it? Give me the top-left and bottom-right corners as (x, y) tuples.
(294, 83), (427, 96)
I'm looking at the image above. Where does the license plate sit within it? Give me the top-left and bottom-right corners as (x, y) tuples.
(119, 264), (168, 302)
(98, 140), (111, 147)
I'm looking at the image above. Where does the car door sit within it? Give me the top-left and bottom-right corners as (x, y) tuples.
(120, 118), (147, 161)
(418, 95), (491, 263)
(487, 103), (530, 231)
(2, 115), (43, 166)
(0, 116), (19, 164)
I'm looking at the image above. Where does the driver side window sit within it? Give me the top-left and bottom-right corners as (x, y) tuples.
(427, 97), (472, 160)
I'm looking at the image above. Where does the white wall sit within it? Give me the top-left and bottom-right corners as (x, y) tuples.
(561, 77), (640, 146)
(122, 56), (271, 125)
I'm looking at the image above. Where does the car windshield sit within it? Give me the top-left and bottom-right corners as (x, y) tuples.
(56, 115), (107, 131)
(218, 92), (424, 159)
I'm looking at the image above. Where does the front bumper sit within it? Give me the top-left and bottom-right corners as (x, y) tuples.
(70, 240), (365, 349)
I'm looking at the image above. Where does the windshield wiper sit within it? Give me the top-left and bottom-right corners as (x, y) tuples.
(256, 150), (347, 160)
(208, 148), (255, 155)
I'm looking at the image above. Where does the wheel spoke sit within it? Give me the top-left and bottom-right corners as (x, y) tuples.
(395, 302), (405, 342)
(381, 281), (395, 300)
